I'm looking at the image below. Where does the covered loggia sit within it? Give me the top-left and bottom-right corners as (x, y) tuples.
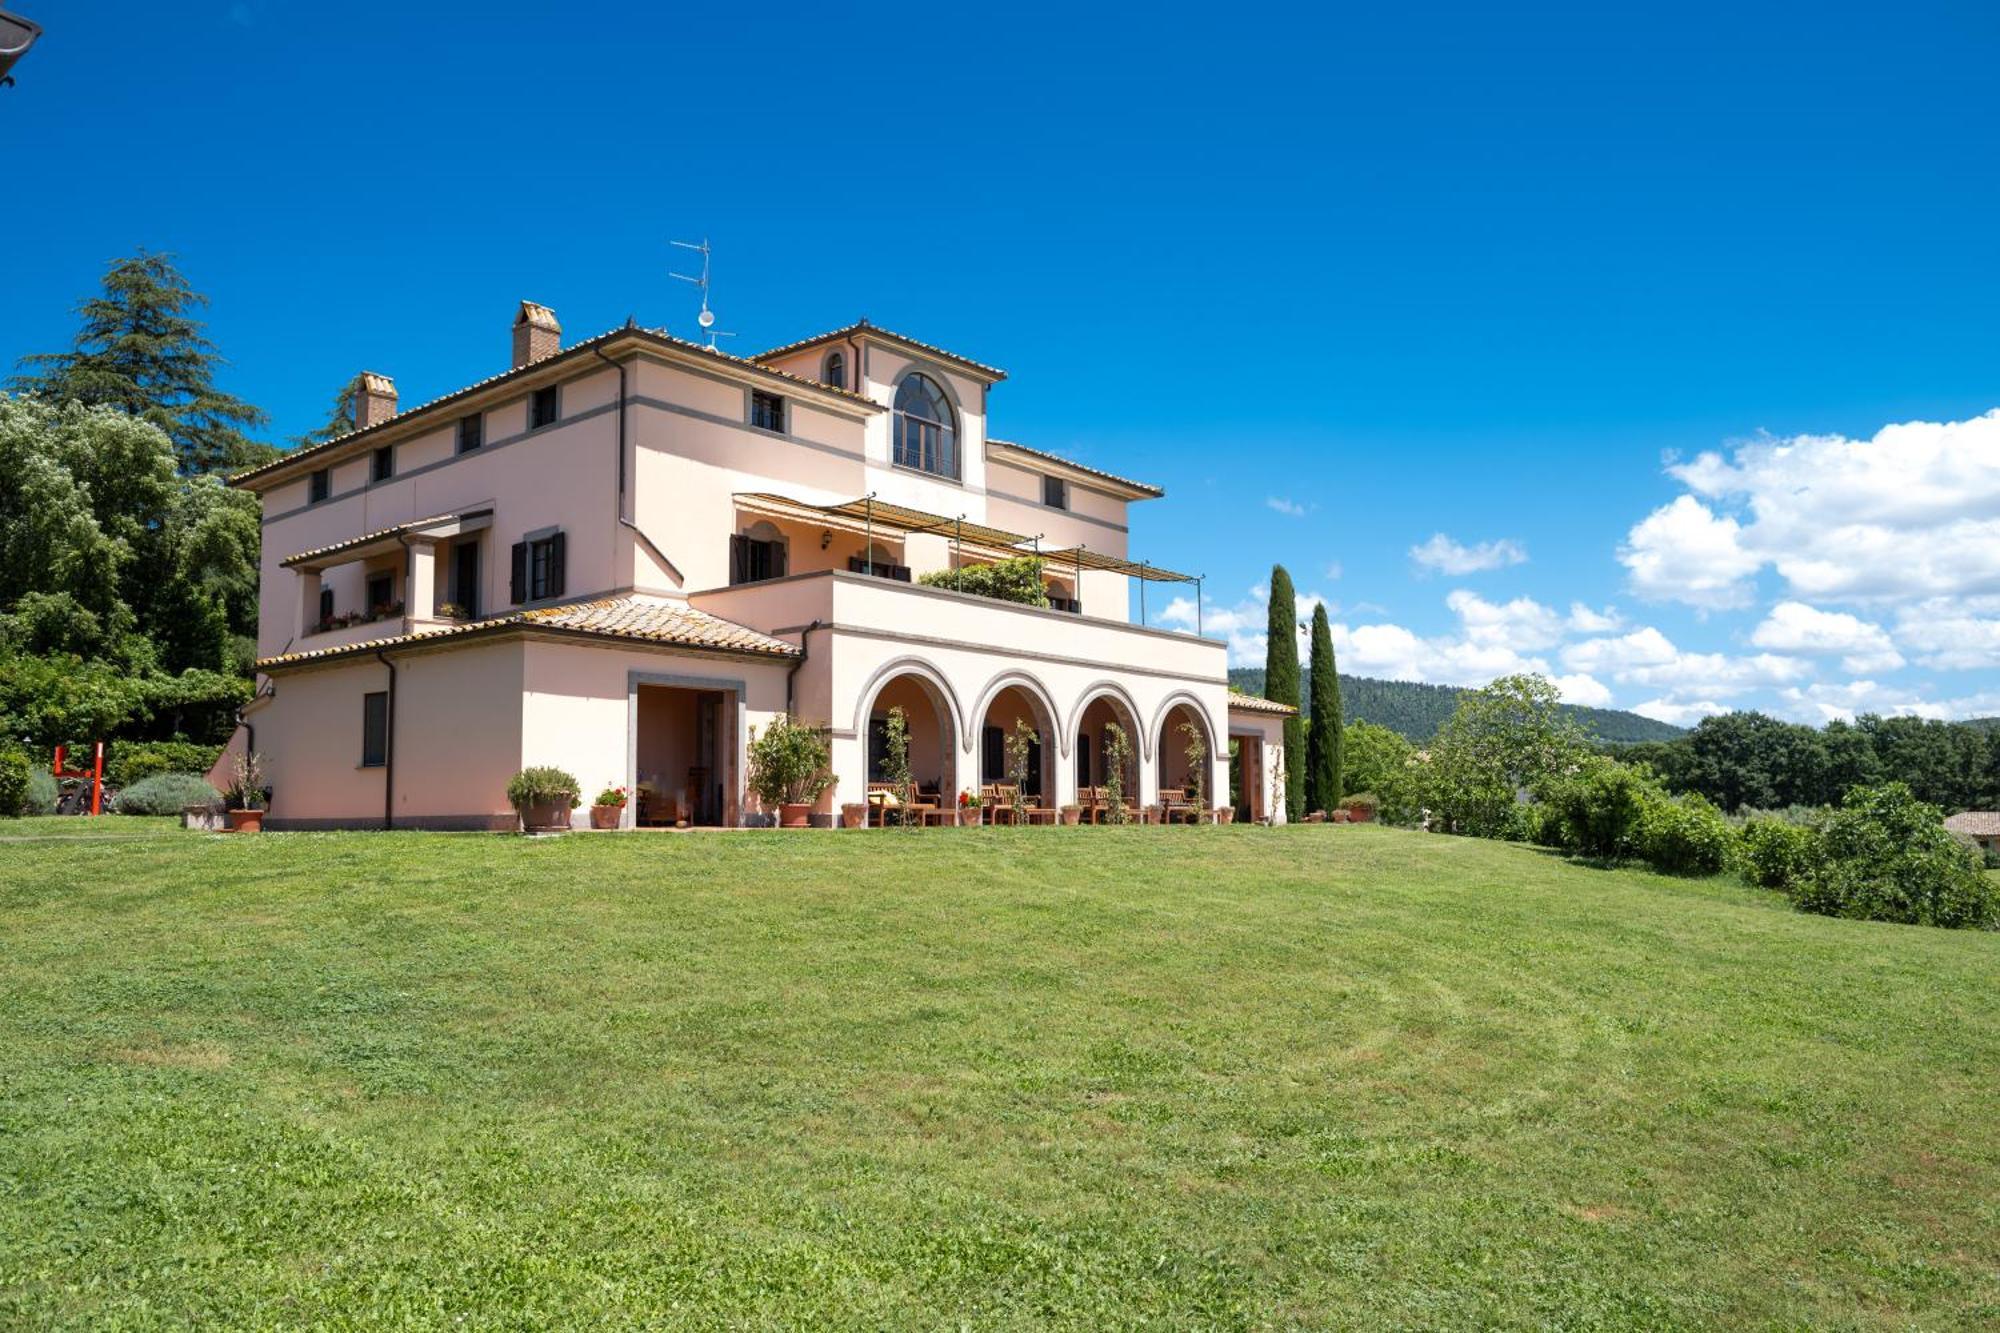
(974, 677), (1061, 801)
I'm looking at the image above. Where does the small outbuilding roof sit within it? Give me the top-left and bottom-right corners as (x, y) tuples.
(1943, 810), (2000, 837)
(1226, 692), (1298, 717)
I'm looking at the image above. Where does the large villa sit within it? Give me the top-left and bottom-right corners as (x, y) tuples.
(227, 304), (1293, 829)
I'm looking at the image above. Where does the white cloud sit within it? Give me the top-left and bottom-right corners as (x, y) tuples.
(1266, 496), (1312, 518)
(1165, 585), (1328, 667)
(1618, 495), (1762, 610)
(1630, 697), (1729, 727)
(1624, 409), (2000, 607)
(1324, 562), (1343, 581)
(1773, 680), (1951, 724)
(1566, 603), (1624, 634)
(1561, 626), (1680, 674)
(1444, 589), (1565, 653)
(1750, 601), (1904, 673)
(1551, 673), (1614, 708)
(1409, 532), (1528, 576)
(1892, 597), (2000, 671)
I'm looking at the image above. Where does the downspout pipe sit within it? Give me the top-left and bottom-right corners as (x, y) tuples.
(786, 619), (822, 716)
(373, 648), (396, 831)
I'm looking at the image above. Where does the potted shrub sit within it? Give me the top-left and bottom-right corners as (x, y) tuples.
(589, 785), (627, 830)
(223, 751), (268, 832)
(1344, 793), (1379, 823)
(959, 789), (979, 826)
(507, 766), (581, 833)
(747, 714), (834, 828)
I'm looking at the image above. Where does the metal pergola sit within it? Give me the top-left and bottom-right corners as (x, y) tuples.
(733, 492), (1205, 631)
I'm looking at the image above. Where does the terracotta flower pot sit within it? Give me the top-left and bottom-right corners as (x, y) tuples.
(779, 802), (813, 828)
(224, 809), (264, 833)
(589, 804), (622, 830)
(519, 800), (572, 833)
(1217, 807), (1235, 824)
(841, 803), (867, 829)
(1061, 806), (1080, 826)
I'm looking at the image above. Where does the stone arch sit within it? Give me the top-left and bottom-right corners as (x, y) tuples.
(1152, 691), (1219, 802)
(969, 670), (1066, 757)
(1149, 690), (1218, 758)
(1069, 680), (1149, 761)
(852, 657), (966, 748)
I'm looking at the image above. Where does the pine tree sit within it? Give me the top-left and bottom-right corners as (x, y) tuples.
(294, 380), (357, 448)
(11, 251), (273, 474)
(1306, 602), (1343, 813)
(1265, 564), (1305, 821)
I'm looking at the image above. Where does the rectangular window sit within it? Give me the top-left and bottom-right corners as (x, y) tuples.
(450, 541), (479, 617)
(361, 691), (389, 768)
(511, 532), (566, 603)
(1043, 475), (1068, 510)
(366, 572), (394, 613)
(371, 445), (394, 482)
(308, 468), (330, 504)
(983, 725), (1006, 785)
(750, 390), (785, 433)
(318, 587), (334, 624)
(529, 386), (559, 430)
(456, 413), (483, 454)
(729, 533), (787, 585)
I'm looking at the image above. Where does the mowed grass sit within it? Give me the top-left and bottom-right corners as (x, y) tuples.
(1, 822), (1995, 1330)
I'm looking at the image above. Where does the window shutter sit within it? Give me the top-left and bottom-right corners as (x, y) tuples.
(547, 532), (566, 598)
(773, 540), (787, 578)
(510, 542), (527, 604)
(730, 534), (749, 585)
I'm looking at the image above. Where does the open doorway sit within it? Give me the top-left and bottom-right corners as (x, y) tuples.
(636, 683), (732, 826)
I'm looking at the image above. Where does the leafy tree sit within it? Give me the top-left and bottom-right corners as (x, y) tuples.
(1540, 754), (1658, 860)
(918, 556), (1050, 607)
(1424, 674), (1586, 838)
(1304, 603), (1341, 812)
(1264, 565), (1304, 821)
(10, 252), (272, 474)
(1790, 782), (1996, 929)
(1341, 720), (1413, 798)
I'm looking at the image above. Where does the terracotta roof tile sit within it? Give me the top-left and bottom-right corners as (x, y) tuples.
(987, 438), (1164, 499)
(1943, 810), (2000, 837)
(230, 325), (882, 490)
(1227, 692), (1298, 716)
(279, 511), (477, 568)
(751, 319), (1007, 381)
(256, 595), (799, 671)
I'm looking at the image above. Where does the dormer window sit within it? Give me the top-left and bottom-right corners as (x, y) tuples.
(822, 350), (846, 390)
(892, 372), (957, 479)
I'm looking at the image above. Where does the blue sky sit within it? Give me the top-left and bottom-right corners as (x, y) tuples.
(8, 2), (2000, 724)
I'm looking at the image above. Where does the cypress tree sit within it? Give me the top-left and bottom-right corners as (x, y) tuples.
(1306, 602), (1343, 812)
(12, 251), (273, 474)
(1265, 564), (1305, 821)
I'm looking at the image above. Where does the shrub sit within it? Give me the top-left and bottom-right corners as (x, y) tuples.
(223, 751), (268, 811)
(1790, 782), (1997, 929)
(107, 740), (221, 789)
(1343, 792), (1380, 820)
(505, 766), (582, 811)
(1639, 792), (1734, 876)
(0, 750), (29, 817)
(1540, 757), (1656, 859)
(746, 715), (834, 807)
(591, 786), (628, 808)
(917, 556), (1051, 608)
(1738, 817), (1821, 891)
(111, 772), (223, 816)
(23, 769), (57, 815)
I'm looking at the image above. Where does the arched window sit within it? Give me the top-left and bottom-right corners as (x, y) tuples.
(822, 350), (845, 390)
(892, 372), (957, 478)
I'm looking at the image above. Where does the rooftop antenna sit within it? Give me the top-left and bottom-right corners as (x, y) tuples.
(670, 237), (734, 350)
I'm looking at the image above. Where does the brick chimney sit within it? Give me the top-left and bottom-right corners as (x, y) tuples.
(512, 301), (561, 367)
(351, 372), (398, 429)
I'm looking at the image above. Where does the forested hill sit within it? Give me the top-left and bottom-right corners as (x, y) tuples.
(1227, 669), (1687, 744)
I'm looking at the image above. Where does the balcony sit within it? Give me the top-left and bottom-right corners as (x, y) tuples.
(689, 569), (1224, 683)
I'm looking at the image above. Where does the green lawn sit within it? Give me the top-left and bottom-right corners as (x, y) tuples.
(2, 822), (1995, 1330)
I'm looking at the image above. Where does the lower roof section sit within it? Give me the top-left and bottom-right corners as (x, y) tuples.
(254, 595), (801, 672)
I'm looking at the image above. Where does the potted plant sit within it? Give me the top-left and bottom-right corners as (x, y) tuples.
(959, 789), (978, 826)
(747, 714), (834, 828)
(841, 801), (868, 829)
(507, 766), (581, 833)
(1060, 804), (1080, 826)
(223, 751), (268, 832)
(589, 785), (627, 830)
(1216, 806), (1235, 825)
